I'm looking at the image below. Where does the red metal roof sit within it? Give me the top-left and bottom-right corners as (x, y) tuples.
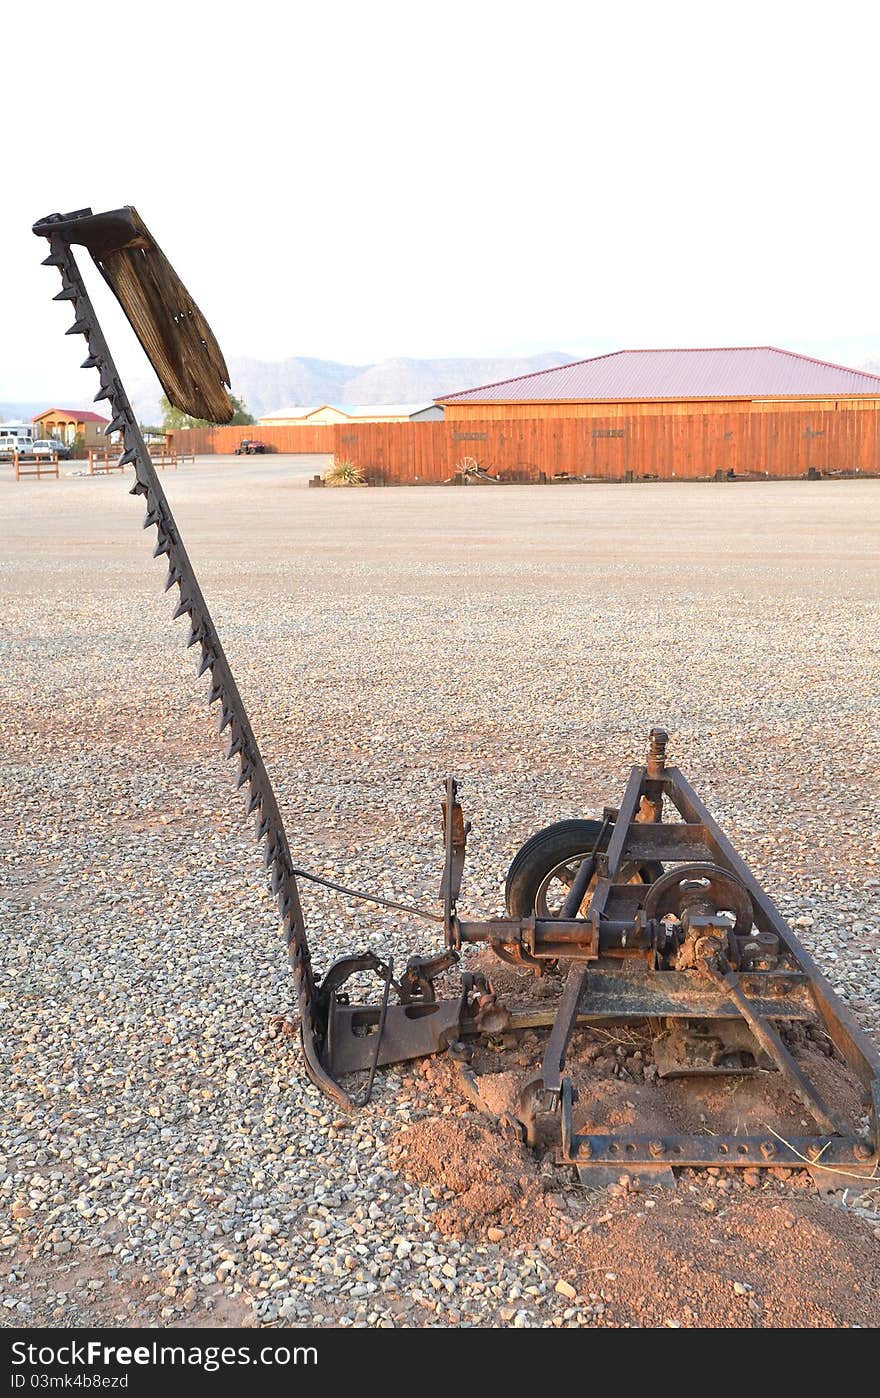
(33, 408), (110, 423)
(439, 347), (880, 403)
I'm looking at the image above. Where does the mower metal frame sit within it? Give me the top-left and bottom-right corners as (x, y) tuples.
(321, 729), (880, 1181)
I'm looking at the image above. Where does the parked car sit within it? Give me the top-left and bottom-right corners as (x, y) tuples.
(234, 438), (269, 455)
(32, 438), (71, 460)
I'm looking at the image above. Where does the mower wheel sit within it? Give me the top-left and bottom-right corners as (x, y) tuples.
(505, 818), (662, 919)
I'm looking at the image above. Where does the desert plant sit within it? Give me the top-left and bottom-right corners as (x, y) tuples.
(323, 458), (366, 487)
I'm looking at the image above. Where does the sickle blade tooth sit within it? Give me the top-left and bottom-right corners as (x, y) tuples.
(271, 865), (284, 894)
(228, 733), (245, 759)
(153, 535), (171, 559)
(81, 354), (101, 369)
(235, 764), (251, 789)
(246, 790), (261, 816)
(66, 318), (90, 335)
(53, 286), (77, 302)
(164, 564), (180, 589)
(106, 414), (127, 435)
(143, 508), (161, 529)
(218, 706), (233, 733)
(94, 386), (114, 403)
(196, 649), (214, 678)
(187, 623), (202, 648)
(172, 597), (191, 619)
(119, 449), (139, 467)
(207, 682), (223, 705)
(129, 479), (148, 496)
(42, 252), (65, 267)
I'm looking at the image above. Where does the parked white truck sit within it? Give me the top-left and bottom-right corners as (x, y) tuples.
(0, 423), (35, 456)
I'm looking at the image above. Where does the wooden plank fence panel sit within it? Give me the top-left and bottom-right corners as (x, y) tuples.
(169, 424), (337, 455)
(169, 408), (880, 482)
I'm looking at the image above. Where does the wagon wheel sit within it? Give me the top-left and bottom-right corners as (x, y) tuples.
(494, 819), (663, 968)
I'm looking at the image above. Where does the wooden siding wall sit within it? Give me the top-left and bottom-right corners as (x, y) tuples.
(443, 397), (880, 421)
(169, 407), (879, 482)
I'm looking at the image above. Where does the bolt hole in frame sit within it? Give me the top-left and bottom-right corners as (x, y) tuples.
(33, 206), (880, 1184)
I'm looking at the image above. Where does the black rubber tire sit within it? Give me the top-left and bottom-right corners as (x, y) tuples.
(505, 818), (663, 918)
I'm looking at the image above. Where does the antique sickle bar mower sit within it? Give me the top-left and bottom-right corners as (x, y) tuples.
(33, 206), (880, 1185)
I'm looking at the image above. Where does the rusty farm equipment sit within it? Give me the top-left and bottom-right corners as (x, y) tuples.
(33, 205), (880, 1187)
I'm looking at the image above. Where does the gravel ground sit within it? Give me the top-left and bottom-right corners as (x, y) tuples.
(2, 459), (879, 1328)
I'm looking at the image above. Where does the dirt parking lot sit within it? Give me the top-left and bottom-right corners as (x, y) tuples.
(2, 458), (879, 1327)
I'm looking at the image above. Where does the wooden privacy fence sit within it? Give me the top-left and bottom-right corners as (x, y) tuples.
(168, 424), (336, 455)
(334, 408), (880, 483)
(168, 406), (880, 483)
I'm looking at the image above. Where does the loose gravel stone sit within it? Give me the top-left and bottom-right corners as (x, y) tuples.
(2, 463), (879, 1327)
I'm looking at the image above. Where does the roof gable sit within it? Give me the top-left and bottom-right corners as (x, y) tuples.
(33, 407), (111, 423)
(439, 347), (880, 403)
(262, 402), (436, 421)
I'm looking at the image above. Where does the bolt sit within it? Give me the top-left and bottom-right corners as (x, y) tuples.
(759, 1141), (776, 1159)
(853, 1143), (874, 1162)
(647, 727), (669, 776)
(579, 1140), (593, 1160)
(648, 1139), (666, 1158)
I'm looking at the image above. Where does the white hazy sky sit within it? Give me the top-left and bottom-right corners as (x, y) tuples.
(2, 0), (879, 404)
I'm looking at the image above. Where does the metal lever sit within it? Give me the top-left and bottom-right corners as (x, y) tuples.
(440, 775), (470, 945)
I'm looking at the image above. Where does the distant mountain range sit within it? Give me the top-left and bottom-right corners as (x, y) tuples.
(202, 352), (573, 423)
(0, 401), (47, 424)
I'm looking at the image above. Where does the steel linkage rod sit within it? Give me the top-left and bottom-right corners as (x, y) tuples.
(705, 964), (844, 1137)
(35, 223), (350, 1108)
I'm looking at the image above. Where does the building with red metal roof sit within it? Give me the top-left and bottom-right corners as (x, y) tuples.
(438, 347), (880, 422)
(32, 407), (111, 449)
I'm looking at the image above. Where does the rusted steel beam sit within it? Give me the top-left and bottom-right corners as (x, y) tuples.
(541, 964), (589, 1097)
(705, 965), (844, 1136)
(667, 766), (880, 1094)
(603, 766), (646, 878)
(562, 1134), (878, 1172)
